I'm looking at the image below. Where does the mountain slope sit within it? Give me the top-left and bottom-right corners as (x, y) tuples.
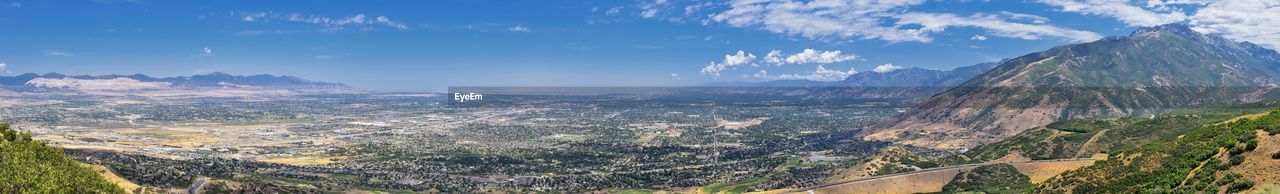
(839, 61), (1001, 87)
(943, 101), (1280, 164)
(0, 123), (124, 193)
(864, 23), (1280, 149)
(705, 61), (1000, 89)
(1035, 109), (1280, 193)
(807, 61), (1002, 101)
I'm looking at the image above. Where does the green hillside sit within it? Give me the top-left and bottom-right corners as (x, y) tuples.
(940, 163), (1034, 194)
(0, 123), (124, 193)
(1034, 108), (1280, 193)
(946, 101), (1280, 165)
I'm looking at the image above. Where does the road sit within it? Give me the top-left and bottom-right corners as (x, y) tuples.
(797, 158), (1097, 193)
(188, 177), (209, 194)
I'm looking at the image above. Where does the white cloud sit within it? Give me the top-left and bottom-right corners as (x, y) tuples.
(639, 0), (668, 18)
(894, 12), (1104, 42)
(235, 12), (409, 31)
(374, 16), (409, 29)
(508, 25), (531, 32)
(710, 0), (930, 42)
(783, 49), (859, 64)
(762, 50), (784, 65)
(754, 70), (768, 78)
(776, 65), (857, 81)
(998, 11), (1050, 24)
(1035, 0), (1280, 50)
(606, 7), (623, 15)
(641, 9), (659, 18)
(700, 50), (757, 75)
(0, 63), (6, 71)
(971, 35), (988, 41)
(1037, 0), (1187, 27)
(45, 50), (73, 57)
(1188, 0), (1280, 49)
(699, 49), (861, 76)
(705, 0), (1100, 43)
(670, 73), (681, 79)
(201, 47), (214, 56)
(723, 50), (756, 65)
(873, 63), (903, 73)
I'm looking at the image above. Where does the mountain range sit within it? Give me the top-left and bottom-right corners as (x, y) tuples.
(863, 23), (1280, 149)
(0, 72), (347, 92)
(705, 61), (1003, 101)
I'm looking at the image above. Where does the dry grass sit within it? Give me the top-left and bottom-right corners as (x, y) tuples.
(812, 167), (962, 194)
(1232, 130), (1280, 191)
(82, 164), (150, 193)
(1009, 160), (1097, 184)
(1218, 112), (1270, 126)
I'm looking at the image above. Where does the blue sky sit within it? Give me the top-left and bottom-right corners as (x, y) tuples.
(0, 0), (1275, 91)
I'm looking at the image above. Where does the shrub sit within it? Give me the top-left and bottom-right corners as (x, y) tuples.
(1228, 180), (1255, 193)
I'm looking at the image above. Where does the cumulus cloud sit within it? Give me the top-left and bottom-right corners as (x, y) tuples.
(1037, 0), (1187, 27)
(705, 0), (1101, 43)
(700, 48), (862, 76)
(0, 63), (6, 71)
(45, 50), (73, 57)
(783, 49), (859, 64)
(1188, 0), (1280, 49)
(762, 50), (784, 65)
(201, 47), (214, 56)
(508, 25), (531, 32)
(753, 70), (768, 78)
(700, 50), (757, 75)
(777, 65), (857, 81)
(971, 35), (988, 41)
(235, 12), (409, 32)
(670, 73), (681, 79)
(873, 63), (904, 73)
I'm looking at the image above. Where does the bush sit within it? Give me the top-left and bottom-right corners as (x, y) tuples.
(1229, 146), (1246, 156)
(1272, 151), (1280, 159)
(1228, 181), (1255, 193)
